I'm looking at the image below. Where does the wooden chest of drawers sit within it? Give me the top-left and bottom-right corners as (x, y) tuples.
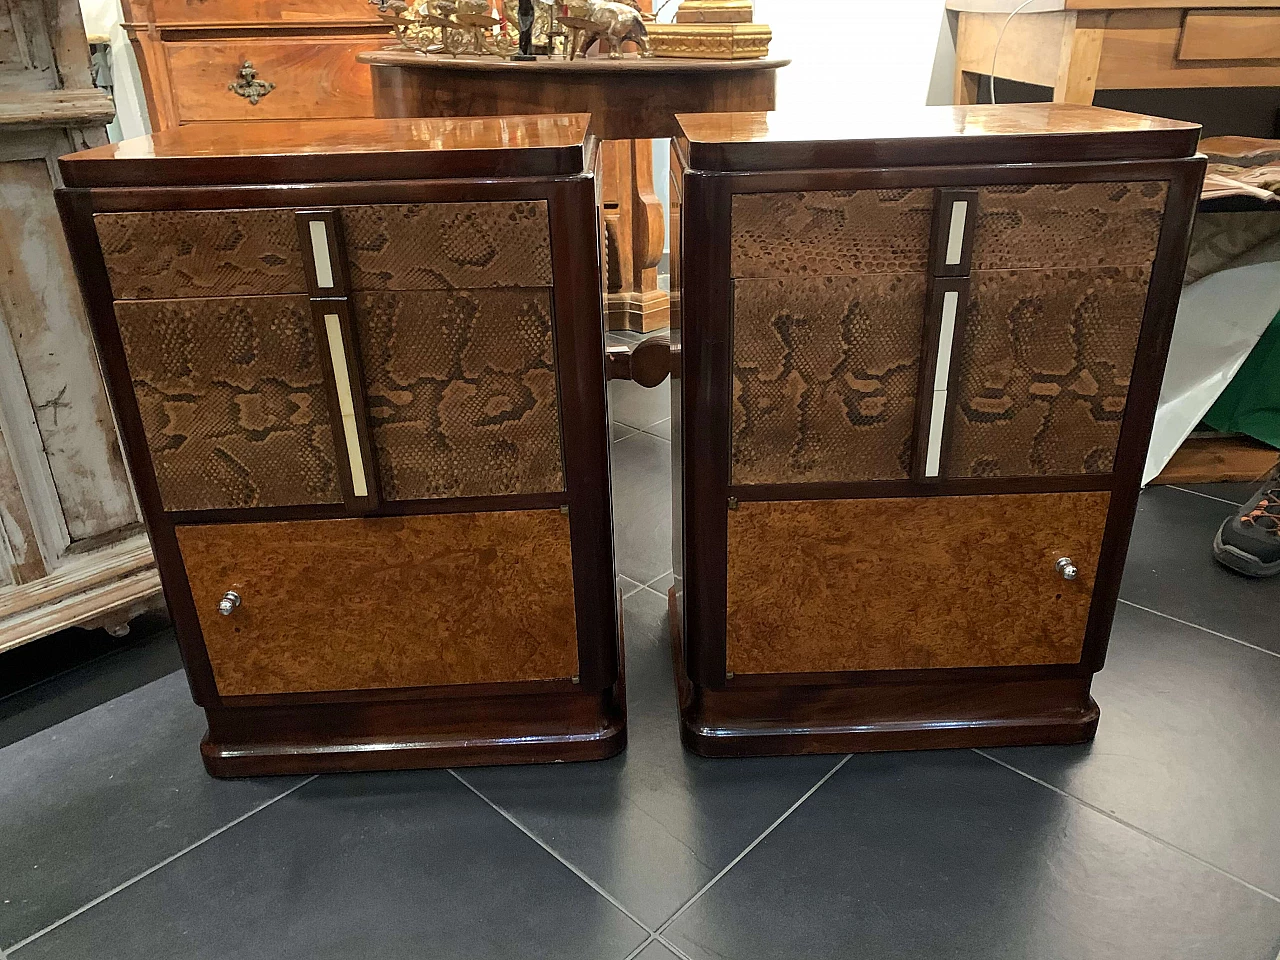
(669, 104), (1205, 755)
(122, 0), (389, 132)
(56, 114), (623, 775)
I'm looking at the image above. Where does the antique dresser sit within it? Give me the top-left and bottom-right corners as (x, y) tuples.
(56, 114), (624, 776)
(669, 104), (1204, 755)
(122, 0), (388, 132)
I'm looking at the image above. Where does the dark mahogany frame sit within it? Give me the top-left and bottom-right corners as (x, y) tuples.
(671, 138), (1206, 756)
(56, 141), (628, 775)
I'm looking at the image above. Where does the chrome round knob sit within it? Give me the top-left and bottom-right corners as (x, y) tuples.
(218, 590), (242, 616)
(1056, 557), (1078, 581)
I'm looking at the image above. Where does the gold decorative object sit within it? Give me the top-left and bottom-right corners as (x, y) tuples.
(647, 21), (770, 59)
(674, 0), (752, 23)
(228, 61), (275, 103)
(562, 0), (650, 59)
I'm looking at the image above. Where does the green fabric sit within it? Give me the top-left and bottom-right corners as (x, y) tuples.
(1204, 308), (1280, 449)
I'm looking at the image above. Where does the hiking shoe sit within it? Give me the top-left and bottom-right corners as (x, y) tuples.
(1213, 481), (1280, 578)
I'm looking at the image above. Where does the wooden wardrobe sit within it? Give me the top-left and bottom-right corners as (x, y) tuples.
(1, 0), (162, 652)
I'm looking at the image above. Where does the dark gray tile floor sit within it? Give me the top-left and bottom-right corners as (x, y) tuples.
(2, 382), (1278, 960)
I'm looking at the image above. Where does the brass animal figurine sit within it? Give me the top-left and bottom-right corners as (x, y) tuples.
(563, 0), (649, 58)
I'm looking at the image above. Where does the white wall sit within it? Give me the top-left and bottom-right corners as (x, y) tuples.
(79, 0), (151, 141)
(654, 0), (957, 253)
(757, 0), (954, 116)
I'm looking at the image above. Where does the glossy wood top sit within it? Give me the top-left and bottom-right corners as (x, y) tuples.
(59, 114), (595, 188)
(359, 50), (790, 74)
(676, 104), (1202, 172)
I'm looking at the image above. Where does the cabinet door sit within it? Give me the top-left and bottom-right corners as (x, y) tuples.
(114, 296), (343, 511)
(177, 511), (578, 696)
(942, 181), (1168, 478)
(726, 491), (1110, 675)
(728, 189), (935, 485)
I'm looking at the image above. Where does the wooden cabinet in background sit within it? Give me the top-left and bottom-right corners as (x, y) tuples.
(1, 0), (162, 652)
(121, 0), (389, 131)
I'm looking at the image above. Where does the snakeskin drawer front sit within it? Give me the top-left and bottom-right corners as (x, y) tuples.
(341, 201), (553, 290)
(352, 288), (565, 500)
(730, 189), (934, 279)
(943, 265), (1151, 478)
(730, 275), (927, 484)
(970, 182), (1167, 272)
(95, 209), (308, 300)
(115, 295), (343, 512)
(725, 490), (1111, 675)
(176, 510), (579, 697)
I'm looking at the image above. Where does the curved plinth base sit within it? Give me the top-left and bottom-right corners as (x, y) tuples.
(670, 588), (1099, 758)
(201, 683), (626, 777)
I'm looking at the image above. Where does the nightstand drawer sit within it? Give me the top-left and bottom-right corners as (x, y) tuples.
(115, 295), (343, 512)
(970, 181), (1167, 271)
(177, 511), (579, 697)
(96, 208), (307, 300)
(730, 189), (935, 279)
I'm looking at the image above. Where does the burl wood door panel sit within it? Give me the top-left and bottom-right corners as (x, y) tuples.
(731, 275), (926, 484)
(341, 201), (553, 291)
(944, 265), (1151, 478)
(115, 295), (342, 511)
(971, 181), (1167, 271)
(166, 39), (385, 122)
(352, 288), (564, 500)
(177, 510), (579, 696)
(96, 209), (307, 300)
(726, 491), (1110, 675)
(731, 189), (934, 279)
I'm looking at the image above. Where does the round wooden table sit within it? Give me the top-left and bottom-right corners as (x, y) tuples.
(358, 51), (788, 331)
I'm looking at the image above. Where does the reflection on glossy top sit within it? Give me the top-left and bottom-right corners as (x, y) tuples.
(675, 104), (1201, 172)
(66, 114), (593, 162)
(677, 104), (1199, 144)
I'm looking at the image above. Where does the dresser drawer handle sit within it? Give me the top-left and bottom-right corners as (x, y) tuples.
(228, 61), (274, 105)
(218, 590), (242, 616)
(1056, 557), (1079, 581)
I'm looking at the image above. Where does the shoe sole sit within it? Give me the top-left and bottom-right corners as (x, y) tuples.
(1212, 526), (1280, 578)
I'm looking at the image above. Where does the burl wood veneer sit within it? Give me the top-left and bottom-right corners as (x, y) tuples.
(671, 104), (1205, 756)
(57, 115), (623, 775)
(177, 511), (577, 696)
(726, 492), (1110, 675)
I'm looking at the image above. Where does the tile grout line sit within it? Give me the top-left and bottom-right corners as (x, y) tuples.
(973, 750), (1280, 906)
(448, 769), (656, 937)
(1118, 598), (1280, 660)
(4, 774), (319, 954)
(1165, 484), (1246, 507)
(653, 754), (853, 940)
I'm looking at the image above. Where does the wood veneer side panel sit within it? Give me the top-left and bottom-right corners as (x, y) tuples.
(176, 511), (579, 697)
(54, 188), (221, 705)
(726, 491), (1111, 676)
(682, 171), (733, 688)
(548, 173), (618, 691)
(1081, 155), (1206, 672)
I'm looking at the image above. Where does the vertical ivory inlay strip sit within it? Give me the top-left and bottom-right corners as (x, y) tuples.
(933, 291), (959, 392)
(924, 391), (948, 478)
(309, 220), (334, 288)
(944, 200), (968, 266)
(324, 313), (367, 497)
